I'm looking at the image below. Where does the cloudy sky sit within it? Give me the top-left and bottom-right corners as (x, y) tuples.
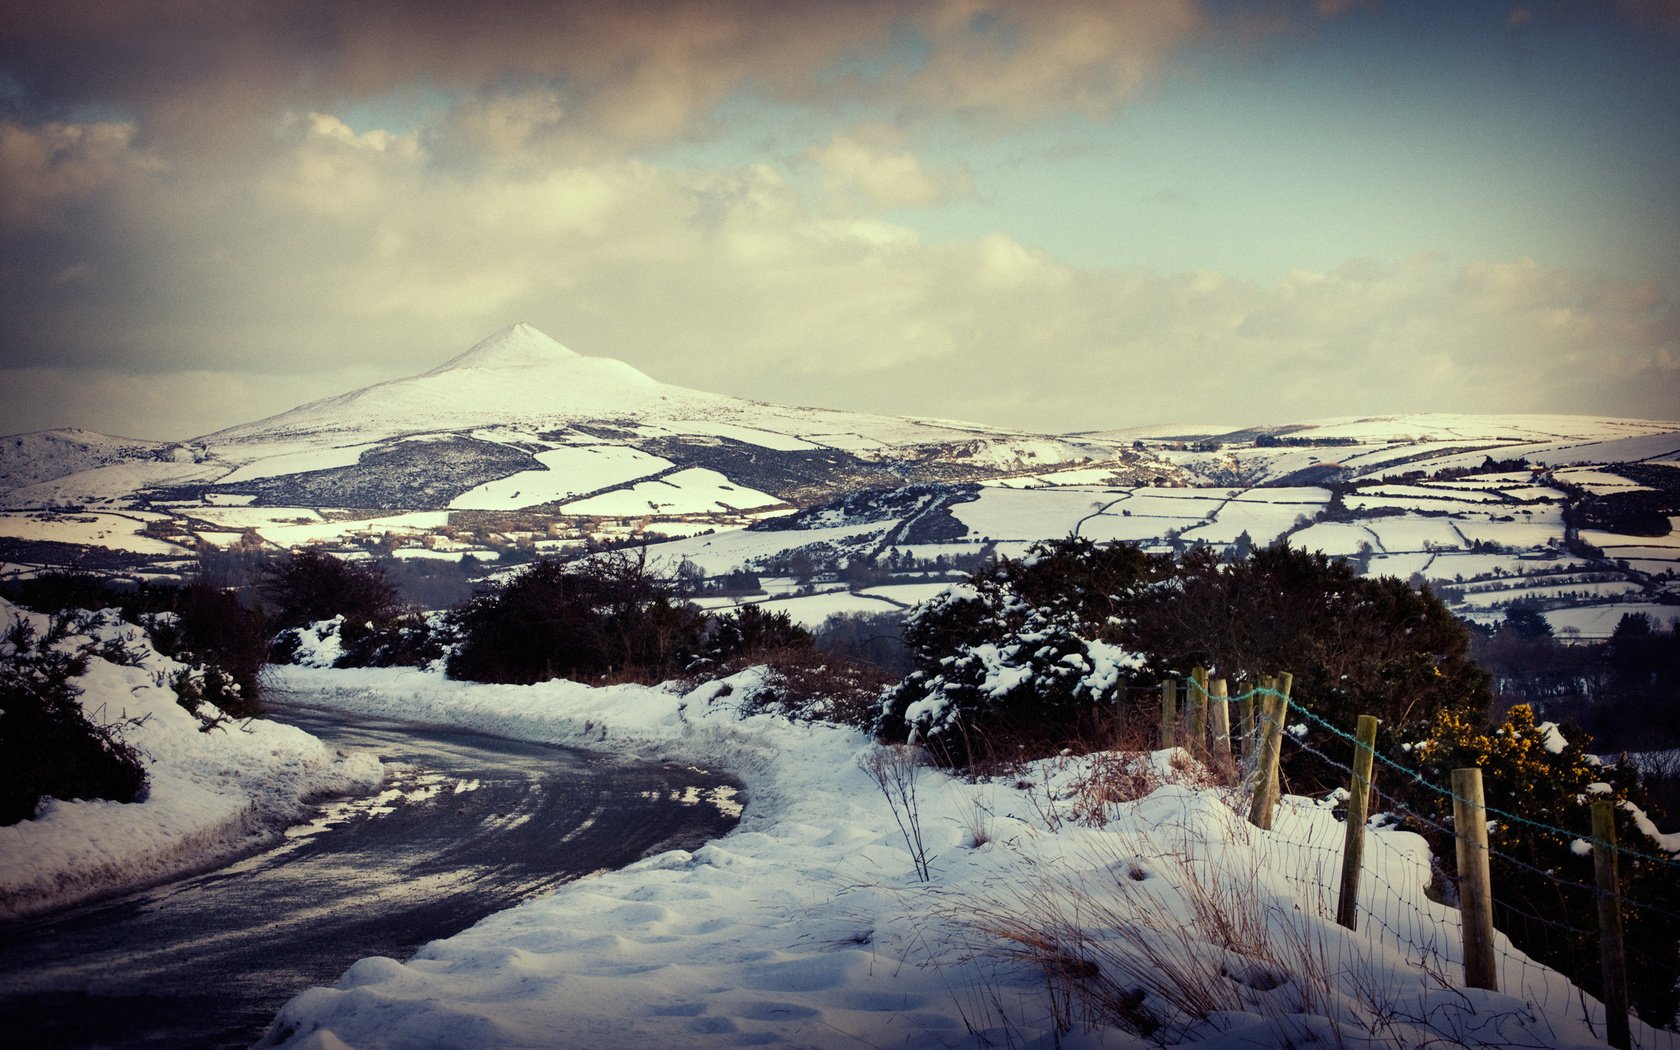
(2, 0), (1676, 440)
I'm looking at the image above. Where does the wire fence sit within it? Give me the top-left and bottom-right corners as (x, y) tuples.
(1156, 673), (1680, 1048)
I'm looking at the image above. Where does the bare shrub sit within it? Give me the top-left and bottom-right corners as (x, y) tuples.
(861, 743), (932, 881)
(711, 647), (895, 728)
(960, 797), (993, 849)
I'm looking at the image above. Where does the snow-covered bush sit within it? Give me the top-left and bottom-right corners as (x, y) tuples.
(0, 596), (383, 916)
(273, 611), (447, 670)
(0, 613), (149, 825)
(4, 573), (268, 716)
(879, 538), (1152, 766)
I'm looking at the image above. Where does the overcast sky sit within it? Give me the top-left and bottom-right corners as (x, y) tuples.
(2, 0), (1677, 441)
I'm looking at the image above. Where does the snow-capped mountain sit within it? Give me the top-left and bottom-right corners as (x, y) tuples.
(0, 324), (1150, 512)
(207, 324), (711, 442)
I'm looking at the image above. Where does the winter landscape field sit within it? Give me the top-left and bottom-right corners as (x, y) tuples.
(5, 2), (1680, 1048)
(3, 323), (1678, 1049)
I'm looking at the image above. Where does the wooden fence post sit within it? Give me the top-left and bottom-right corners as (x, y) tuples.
(1452, 767), (1498, 992)
(1187, 666), (1209, 760)
(1159, 678), (1178, 750)
(1238, 681), (1258, 766)
(1592, 798), (1631, 1050)
(1247, 672), (1292, 831)
(1208, 678), (1234, 782)
(1336, 715), (1380, 930)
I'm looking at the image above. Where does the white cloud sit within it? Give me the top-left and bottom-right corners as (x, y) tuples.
(806, 127), (974, 208)
(4, 115), (1673, 439)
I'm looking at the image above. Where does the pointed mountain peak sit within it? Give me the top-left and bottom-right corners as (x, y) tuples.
(424, 322), (583, 375)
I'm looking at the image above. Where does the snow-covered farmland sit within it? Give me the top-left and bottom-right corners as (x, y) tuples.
(1455, 578), (1645, 608)
(950, 486), (1125, 540)
(1288, 521), (1381, 556)
(1540, 603), (1680, 637)
(635, 522), (893, 576)
(1452, 519), (1566, 550)
(217, 443), (381, 485)
(1415, 551), (1581, 582)
(449, 446), (673, 510)
(257, 511), (453, 548)
(1362, 516), (1471, 552)
(184, 506), (326, 530)
(1361, 483), (1510, 504)
(747, 589), (909, 627)
(0, 511), (186, 555)
(1177, 489), (1327, 545)
(1364, 552), (1436, 579)
(389, 547), (500, 562)
(1582, 523), (1680, 556)
(560, 468), (782, 516)
(1346, 493), (1518, 517)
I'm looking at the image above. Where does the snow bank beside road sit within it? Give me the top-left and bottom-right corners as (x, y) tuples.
(0, 600), (383, 919)
(261, 665), (1628, 1050)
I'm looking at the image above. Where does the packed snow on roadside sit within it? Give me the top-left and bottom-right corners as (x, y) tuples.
(257, 663), (1639, 1050)
(0, 598), (383, 920)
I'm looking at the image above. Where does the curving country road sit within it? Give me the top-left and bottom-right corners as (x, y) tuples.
(0, 698), (742, 1049)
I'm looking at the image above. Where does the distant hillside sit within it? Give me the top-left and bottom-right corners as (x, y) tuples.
(0, 429), (187, 492)
(0, 327), (1675, 639)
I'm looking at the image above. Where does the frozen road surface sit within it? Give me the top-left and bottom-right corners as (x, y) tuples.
(0, 697), (742, 1049)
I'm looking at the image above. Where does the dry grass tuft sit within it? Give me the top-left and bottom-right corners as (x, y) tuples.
(944, 815), (1459, 1049)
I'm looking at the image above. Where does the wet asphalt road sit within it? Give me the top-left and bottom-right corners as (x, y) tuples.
(0, 698), (742, 1049)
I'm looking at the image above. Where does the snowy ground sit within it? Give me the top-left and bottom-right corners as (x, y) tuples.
(251, 664), (1649, 1050)
(4, 589), (1669, 1048)
(0, 599), (383, 920)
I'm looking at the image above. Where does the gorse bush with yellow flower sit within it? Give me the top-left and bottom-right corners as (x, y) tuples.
(1406, 702), (1680, 1026)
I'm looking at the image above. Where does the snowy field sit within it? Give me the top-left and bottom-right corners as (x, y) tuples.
(255, 511), (453, 548)
(217, 443), (382, 485)
(1545, 604), (1680, 636)
(1455, 579), (1646, 608)
(0, 511), (187, 555)
(0, 600), (381, 919)
(449, 446), (674, 510)
(697, 588), (910, 627)
(560, 468), (783, 516)
(246, 664), (1657, 1050)
(633, 521), (894, 576)
(1457, 603), (1680, 637)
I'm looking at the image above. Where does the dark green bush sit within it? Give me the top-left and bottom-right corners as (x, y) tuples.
(881, 538), (1488, 773)
(1410, 704), (1680, 1026)
(699, 604), (812, 665)
(147, 582), (268, 717)
(3, 573), (268, 717)
(0, 616), (148, 825)
(260, 549), (401, 631)
(1129, 544), (1489, 789)
(447, 553), (706, 684)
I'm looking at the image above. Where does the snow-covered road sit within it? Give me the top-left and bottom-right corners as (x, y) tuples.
(0, 698), (741, 1050)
